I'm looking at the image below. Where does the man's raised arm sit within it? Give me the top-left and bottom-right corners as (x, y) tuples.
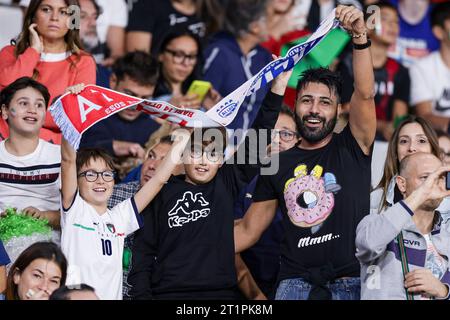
(337, 5), (376, 155)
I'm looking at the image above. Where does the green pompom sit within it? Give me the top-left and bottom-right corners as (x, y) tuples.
(0, 207), (51, 243)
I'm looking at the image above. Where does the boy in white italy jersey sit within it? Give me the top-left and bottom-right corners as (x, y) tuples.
(60, 84), (189, 300)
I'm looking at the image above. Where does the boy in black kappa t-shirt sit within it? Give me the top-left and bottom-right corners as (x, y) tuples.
(128, 70), (293, 299)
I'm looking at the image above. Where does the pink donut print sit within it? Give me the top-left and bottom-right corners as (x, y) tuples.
(284, 171), (334, 228)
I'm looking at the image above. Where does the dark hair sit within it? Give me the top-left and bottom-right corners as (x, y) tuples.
(279, 104), (295, 120)
(279, 104), (298, 135)
(0, 77), (51, 113)
(87, 0), (102, 17)
(435, 129), (450, 139)
(49, 283), (96, 300)
(6, 242), (68, 300)
(159, 135), (174, 145)
(112, 51), (159, 87)
(145, 134), (174, 159)
(223, 0), (268, 38)
(296, 67), (343, 103)
(76, 148), (115, 173)
(431, 1), (450, 28)
(196, 0), (226, 36)
(156, 29), (203, 95)
(13, 0), (86, 78)
(363, 0), (397, 21)
(190, 126), (228, 153)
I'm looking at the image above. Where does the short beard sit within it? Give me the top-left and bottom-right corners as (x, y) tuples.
(296, 112), (337, 143)
(420, 199), (442, 212)
(82, 34), (100, 52)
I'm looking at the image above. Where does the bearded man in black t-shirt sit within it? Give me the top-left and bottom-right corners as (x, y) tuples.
(235, 5), (377, 300)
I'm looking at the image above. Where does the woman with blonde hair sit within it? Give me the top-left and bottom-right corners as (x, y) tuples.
(0, 0), (96, 144)
(372, 115), (441, 213)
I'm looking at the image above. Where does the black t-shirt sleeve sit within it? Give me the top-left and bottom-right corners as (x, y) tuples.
(128, 199), (159, 299)
(337, 124), (372, 167)
(393, 65), (411, 104)
(250, 91), (284, 131)
(252, 172), (277, 202)
(126, 0), (155, 33)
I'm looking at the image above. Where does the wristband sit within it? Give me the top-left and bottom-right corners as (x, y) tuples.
(353, 39), (371, 50)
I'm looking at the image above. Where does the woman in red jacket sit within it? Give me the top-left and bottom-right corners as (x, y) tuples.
(0, 0), (96, 144)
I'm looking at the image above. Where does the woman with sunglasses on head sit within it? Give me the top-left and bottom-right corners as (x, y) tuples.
(154, 30), (221, 110)
(0, 0), (96, 144)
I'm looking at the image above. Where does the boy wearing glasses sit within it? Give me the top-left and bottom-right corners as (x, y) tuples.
(128, 70), (292, 299)
(60, 90), (190, 299)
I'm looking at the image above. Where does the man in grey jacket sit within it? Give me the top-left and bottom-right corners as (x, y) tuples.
(356, 152), (450, 300)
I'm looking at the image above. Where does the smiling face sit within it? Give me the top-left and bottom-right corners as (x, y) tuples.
(1, 87), (47, 137)
(34, 0), (71, 42)
(14, 258), (62, 300)
(183, 142), (222, 185)
(295, 82), (340, 144)
(396, 122), (432, 162)
(270, 113), (299, 154)
(77, 157), (115, 209)
(159, 35), (199, 85)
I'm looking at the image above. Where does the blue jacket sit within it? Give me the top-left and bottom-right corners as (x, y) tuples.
(203, 32), (272, 135)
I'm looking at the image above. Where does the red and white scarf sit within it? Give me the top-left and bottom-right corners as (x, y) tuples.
(50, 11), (339, 150)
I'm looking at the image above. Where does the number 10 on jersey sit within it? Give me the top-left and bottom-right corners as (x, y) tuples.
(101, 239), (112, 256)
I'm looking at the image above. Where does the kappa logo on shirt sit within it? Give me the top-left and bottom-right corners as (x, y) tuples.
(168, 191), (211, 228)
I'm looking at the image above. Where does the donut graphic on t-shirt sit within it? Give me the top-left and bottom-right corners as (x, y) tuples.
(283, 164), (341, 228)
